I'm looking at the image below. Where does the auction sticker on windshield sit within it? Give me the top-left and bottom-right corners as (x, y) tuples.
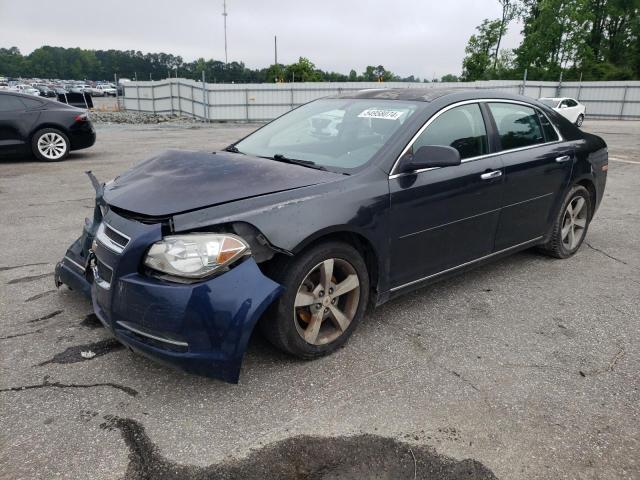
(358, 109), (405, 120)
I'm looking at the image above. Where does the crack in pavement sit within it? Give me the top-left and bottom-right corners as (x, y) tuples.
(25, 290), (57, 302)
(0, 379), (138, 397)
(28, 310), (64, 323)
(99, 415), (497, 480)
(7, 272), (54, 284)
(0, 262), (48, 272)
(585, 242), (628, 266)
(37, 338), (124, 366)
(0, 328), (43, 340)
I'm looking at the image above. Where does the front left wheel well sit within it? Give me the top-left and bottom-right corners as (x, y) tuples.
(261, 231), (381, 305)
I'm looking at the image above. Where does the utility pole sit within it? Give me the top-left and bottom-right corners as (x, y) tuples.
(222, 0), (228, 64)
(274, 35), (278, 65)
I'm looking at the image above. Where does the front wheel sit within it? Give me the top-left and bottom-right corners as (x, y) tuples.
(260, 242), (370, 359)
(539, 185), (591, 258)
(575, 114), (584, 127)
(31, 128), (70, 161)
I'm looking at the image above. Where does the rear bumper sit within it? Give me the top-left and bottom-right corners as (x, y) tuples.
(55, 210), (283, 383)
(69, 123), (96, 151)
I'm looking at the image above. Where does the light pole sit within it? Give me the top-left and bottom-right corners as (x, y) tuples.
(222, 0), (228, 64)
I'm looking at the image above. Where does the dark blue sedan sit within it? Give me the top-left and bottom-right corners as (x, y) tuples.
(55, 88), (608, 382)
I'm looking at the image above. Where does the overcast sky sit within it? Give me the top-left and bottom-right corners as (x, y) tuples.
(0, 0), (522, 79)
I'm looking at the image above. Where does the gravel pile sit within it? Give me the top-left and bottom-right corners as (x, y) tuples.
(90, 111), (201, 125)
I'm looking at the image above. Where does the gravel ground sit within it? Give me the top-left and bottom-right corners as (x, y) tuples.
(0, 119), (638, 479)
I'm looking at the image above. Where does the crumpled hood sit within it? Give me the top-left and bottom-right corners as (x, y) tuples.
(103, 149), (343, 217)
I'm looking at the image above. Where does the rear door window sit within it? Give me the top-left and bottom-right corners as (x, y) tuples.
(488, 103), (545, 150)
(411, 103), (489, 160)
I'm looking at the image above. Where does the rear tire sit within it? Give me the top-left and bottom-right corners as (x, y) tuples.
(31, 128), (70, 162)
(539, 185), (591, 259)
(575, 114), (584, 127)
(260, 242), (370, 359)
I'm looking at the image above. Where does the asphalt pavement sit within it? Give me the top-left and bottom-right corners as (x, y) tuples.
(0, 119), (638, 479)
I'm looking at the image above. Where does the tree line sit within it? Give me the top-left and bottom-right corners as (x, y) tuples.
(463, 0), (640, 81)
(0, 46), (423, 83)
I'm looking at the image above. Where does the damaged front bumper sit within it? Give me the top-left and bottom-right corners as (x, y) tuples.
(55, 180), (283, 383)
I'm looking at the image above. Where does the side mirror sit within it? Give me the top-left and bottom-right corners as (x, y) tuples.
(559, 104), (567, 109)
(398, 145), (461, 173)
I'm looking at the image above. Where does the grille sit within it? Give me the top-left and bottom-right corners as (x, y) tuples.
(96, 259), (113, 284)
(104, 225), (129, 249)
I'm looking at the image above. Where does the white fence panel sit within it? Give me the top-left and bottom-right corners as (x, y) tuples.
(122, 79), (640, 121)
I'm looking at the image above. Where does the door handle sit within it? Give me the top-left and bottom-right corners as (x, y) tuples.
(480, 170), (502, 180)
(555, 155), (572, 163)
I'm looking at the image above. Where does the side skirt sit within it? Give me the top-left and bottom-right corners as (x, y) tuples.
(385, 236), (544, 301)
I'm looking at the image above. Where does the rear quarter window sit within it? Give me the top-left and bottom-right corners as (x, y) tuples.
(489, 102), (545, 150)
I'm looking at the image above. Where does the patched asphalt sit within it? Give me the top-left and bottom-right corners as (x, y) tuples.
(0, 119), (638, 479)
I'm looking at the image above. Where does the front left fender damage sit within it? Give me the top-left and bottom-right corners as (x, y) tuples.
(54, 175), (284, 383)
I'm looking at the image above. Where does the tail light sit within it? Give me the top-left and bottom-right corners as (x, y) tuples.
(74, 112), (89, 122)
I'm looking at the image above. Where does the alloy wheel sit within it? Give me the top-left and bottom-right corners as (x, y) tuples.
(576, 115), (584, 127)
(293, 258), (360, 345)
(561, 196), (588, 250)
(37, 132), (67, 160)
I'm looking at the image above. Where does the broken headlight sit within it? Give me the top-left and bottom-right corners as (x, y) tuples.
(144, 234), (250, 280)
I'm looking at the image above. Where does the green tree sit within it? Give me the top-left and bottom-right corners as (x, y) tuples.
(462, 19), (503, 80)
(440, 74), (460, 82)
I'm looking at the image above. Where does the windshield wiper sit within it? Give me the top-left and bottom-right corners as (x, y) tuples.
(268, 154), (327, 171)
(223, 145), (243, 154)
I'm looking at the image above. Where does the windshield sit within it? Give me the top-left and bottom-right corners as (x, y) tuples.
(539, 99), (559, 108)
(234, 98), (420, 172)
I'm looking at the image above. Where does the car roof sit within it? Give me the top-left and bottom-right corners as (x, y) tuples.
(334, 87), (541, 104)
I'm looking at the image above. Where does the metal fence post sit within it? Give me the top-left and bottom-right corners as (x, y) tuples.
(290, 87), (294, 110)
(151, 83), (155, 114)
(201, 71), (209, 122)
(245, 89), (250, 121)
(177, 79), (182, 116)
(136, 83), (140, 112)
(191, 84), (195, 117)
(538, 85), (542, 98)
(169, 79), (174, 115)
(521, 68), (527, 95)
(556, 71), (563, 97)
(619, 85), (629, 120)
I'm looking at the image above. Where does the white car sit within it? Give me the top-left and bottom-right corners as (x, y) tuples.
(10, 84), (40, 96)
(539, 97), (586, 127)
(94, 84), (117, 96)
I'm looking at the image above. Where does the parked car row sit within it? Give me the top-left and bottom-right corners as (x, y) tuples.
(0, 79), (119, 97)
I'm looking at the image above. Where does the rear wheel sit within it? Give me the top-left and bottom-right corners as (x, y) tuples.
(539, 185), (591, 258)
(31, 128), (70, 161)
(260, 242), (369, 359)
(575, 114), (584, 127)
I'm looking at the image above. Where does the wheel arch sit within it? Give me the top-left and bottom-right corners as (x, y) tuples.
(29, 123), (71, 143)
(291, 226), (382, 304)
(574, 176), (597, 220)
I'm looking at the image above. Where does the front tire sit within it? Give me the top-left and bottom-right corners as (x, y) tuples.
(575, 114), (584, 127)
(539, 185), (591, 258)
(31, 128), (70, 162)
(260, 242), (370, 359)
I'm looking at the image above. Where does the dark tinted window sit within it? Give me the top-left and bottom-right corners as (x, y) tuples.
(489, 102), (544, 150)
(0, 94), (26, 112)
(412, 104), (488, 160)
(537, 109), (559, 142)
(566, 99), (578, 107)
(20, 97), (44, 109)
